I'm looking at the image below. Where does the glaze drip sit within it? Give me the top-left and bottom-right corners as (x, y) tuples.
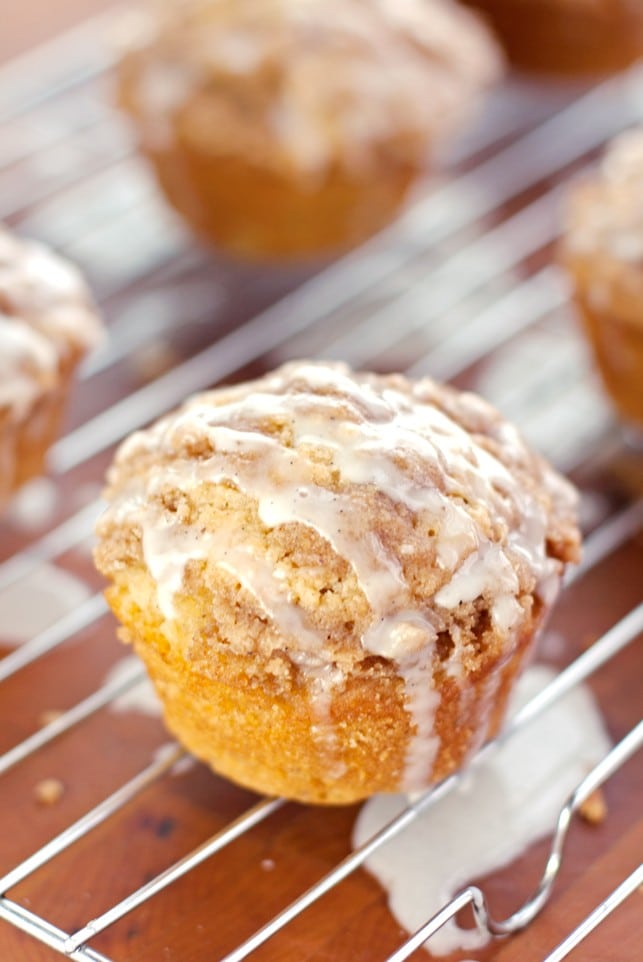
(353, 665), (611, 955)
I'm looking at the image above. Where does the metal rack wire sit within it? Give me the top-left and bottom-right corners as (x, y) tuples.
(0, 11), (642, 962)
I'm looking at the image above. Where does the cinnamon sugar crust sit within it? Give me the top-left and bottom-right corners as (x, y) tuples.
(95, 362), (579, 803)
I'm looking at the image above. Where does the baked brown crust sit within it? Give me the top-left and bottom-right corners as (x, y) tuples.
(0, 226), (103, 507)
(116, 0), (503, 258)
(95, 362), (580, 803)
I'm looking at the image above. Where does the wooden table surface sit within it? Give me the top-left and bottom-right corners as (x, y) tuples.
(0, 4), (641, 962)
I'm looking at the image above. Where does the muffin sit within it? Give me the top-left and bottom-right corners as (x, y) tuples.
(117, 0), (503, 260)
(0, 227), (103, 509)
(561, 129), (643, 435)
(461, 0), (643, 74)
(94, 361), (579, 804)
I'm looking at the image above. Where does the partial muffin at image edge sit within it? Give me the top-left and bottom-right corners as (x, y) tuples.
(94, 361), (580, 804)
(0, 227), (103, 510)
(116, 0), (503, 260)
(560, 128), (643, 435)
(461, 0), (643, 74)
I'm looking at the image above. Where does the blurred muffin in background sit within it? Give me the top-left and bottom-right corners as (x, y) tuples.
(0, 227), (103, 509)
(461, 0), (643, 74)
(117, 0), (503, 261)
(561, 129), (643, 437)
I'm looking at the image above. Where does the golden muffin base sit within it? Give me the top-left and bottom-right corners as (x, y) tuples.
(142, 144), (419, 260)
(105, 574), (542, 805)
(563, 250), (643, 431)
(577, 297), (643, 432)
(462, 0), (643, 74)
(572, 294), (643, 430)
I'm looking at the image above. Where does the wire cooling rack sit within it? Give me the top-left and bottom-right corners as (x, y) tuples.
(0, 11), (642, 962)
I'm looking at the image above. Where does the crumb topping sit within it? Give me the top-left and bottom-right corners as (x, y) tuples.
(98, 361), (579, 665)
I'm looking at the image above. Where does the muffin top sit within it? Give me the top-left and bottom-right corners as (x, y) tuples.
(118, 0), (503, 177)
(0, 227), (103, 414)
(98, 361), (579, 675)
(563, 128), (643, 264)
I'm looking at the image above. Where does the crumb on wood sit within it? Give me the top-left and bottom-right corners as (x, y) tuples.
(579, 788), (607, 825)
(34, 778), (65, 806)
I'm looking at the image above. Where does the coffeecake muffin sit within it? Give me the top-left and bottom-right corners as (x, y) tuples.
(462, 0), (643, 74)
(117, 0), (503, 259)
(561, 129), (643, 434)
(0, 227), (103, 509)
(95, 362), (579, 804)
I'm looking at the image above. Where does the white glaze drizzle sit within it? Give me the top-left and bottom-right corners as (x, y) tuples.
(290, 653), (348, 778)
(142, 514), (324, 653)
(142, 506), (347, 767)
(0, 318), (58, 410)
(353, 665), (611, 956)
(122, 363), (562, 617)
(434, 542), (521, 632)
(397, 649), (441, 793)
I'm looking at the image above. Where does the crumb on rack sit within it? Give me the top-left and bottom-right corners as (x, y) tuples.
(579, 788), (607, 825)
(34, 778), (65, 806)
(130, 341), (180, 383)
(39, 709), (64, 727)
